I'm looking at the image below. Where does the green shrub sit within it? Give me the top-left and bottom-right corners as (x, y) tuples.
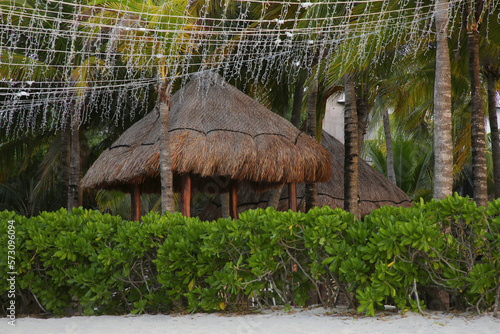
(348, 194), (500, 315)
(1, 194), (498, 316)
(1, 208), (179, 315)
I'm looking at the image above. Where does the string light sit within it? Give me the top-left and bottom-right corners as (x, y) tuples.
(0, 0), (498, 134)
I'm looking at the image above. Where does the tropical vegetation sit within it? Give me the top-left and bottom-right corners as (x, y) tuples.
(0, 0), (500, 317)
(1, 194), (499, 316)
(1, 0), (498, 216)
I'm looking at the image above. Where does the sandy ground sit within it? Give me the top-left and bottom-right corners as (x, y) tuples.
(2, 307), (499, 334)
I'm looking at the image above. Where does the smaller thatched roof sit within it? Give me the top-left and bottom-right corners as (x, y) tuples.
(81, 72), (331, 193)
(198, 131), (413, 219)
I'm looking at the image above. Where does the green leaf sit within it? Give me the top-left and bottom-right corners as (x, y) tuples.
(188, 279), (195, 292)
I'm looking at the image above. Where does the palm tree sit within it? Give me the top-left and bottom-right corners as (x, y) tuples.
(291, 74), (306, 128)
(364, 50), (435, 192)
(0, 133), (64, 215)
(433, 0), (453, 200)
(486, 70), (500, 198)
(439, 0), (500, 204)
(91, 0), (190, 214)
(159, 81), (175, 213)
(343, 73), (359, 216)
(364, 131), (434, 201)
(368, 1), (499, 203)
(481, 18), (500, 198)
(465, 1), (488, 205)
(305, 75), (319, 211)
(0, 0), (91, 211)
(382, 109), (396, 184)
(0, 0), (165, 214)
(320, 0), (437, 214)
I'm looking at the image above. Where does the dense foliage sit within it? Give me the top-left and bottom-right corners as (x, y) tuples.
(1, 194), (499, 317)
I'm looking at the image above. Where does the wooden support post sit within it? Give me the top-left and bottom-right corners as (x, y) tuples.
(229, 183), (238, 220)
(181, 174), (192, 217)
(288, 183), (297, 212)
(131, 184), (141, 222)
(220, 192), (230, 218)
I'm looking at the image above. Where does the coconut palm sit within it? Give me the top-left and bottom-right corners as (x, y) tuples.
(318, 0), (437, 213)
(0, 0), (91, 211)
(0, 0), (164, 214)
(433, 0), (453, 200)
(465, 1), (488, 205)
(481, 24), (500, 198)
(305, 75), (320, 210)
(371, 0), (500, 204)
(382, 108), (396, 184)
(343, 73), (359, 215)
(442, 0), (500, 202)
(364, 130), (434, 202)
(89, 0), (191, 213)
(486, 70), (500, 198)
(0, 132), (64, 215)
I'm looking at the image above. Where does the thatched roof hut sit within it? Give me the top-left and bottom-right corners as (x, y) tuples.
(198, 130), (413, 219)
(81, 72), (331, 218)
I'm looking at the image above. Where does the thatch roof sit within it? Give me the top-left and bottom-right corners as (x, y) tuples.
(81, 72), (331, 193)
(198, 131), (413, 219)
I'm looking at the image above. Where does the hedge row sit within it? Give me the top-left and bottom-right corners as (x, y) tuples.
(1, 194), (499, 316)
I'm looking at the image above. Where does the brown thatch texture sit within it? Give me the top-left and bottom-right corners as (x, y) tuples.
(198, 131), (413, 219)
(81, 72), (331, 193)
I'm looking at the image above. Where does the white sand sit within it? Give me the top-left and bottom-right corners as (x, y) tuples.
(2, 308), (499, 334)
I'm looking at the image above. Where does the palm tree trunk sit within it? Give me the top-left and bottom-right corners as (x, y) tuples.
(67, 120), (81, 210)
(356, 86), (369, 154)
(468, 29), (488, 206)
(267, 186), (283, 209)
(305, 77), (319, 211)
(291, 76), (305, 129)
(221, 192), (230, 218)
(344, 74), (359, 217)
(61, 126), (71, 209)
(159, 82), (175, 214)
(487, 71), (500, 198)
(290, 78), (307, 222)
(433, 0), (454, 201)
(383, 110), (396, 185)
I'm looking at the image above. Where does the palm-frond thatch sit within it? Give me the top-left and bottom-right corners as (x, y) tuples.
(198, 130), (413, 219)
(81, 72), (331, 193)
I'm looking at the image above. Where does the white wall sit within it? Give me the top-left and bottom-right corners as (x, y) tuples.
(322, 93), (378, 144)
(322, 93), (345, 143)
